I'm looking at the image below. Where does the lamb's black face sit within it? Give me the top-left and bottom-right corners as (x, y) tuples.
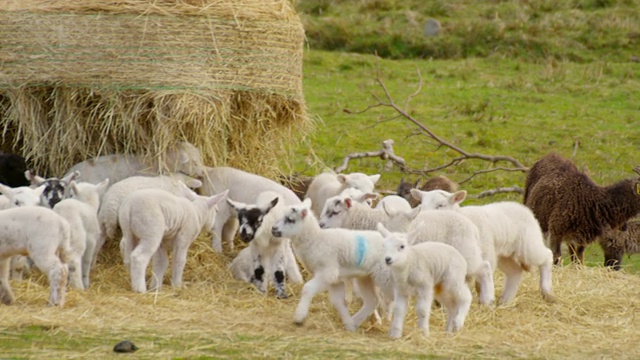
(236, 207), (266, 242)
(42, 179), (67, 208)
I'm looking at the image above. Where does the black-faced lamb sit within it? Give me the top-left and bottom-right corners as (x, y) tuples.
(119, 184), (227, 293)
(524, 153), (640, 265)
(598, 219), (640, 270)
(378, 223), (471, 339)
(26, 170), (80, 208)
(226, 191), (303, 298)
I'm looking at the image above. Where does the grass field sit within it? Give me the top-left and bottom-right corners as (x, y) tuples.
(2, 0), (640, 358)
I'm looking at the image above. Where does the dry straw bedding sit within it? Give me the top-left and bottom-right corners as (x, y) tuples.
(0, 0), (311, 178)
(1, 236), (640, 359)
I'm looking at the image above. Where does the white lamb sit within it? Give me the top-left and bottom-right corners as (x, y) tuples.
(318, 192), (409, 232)
(305, 171), (381, 217)
(375, 195), (412, 213)
(53, 179), (109, 289)
(0, 183), (45, 208)
(198, 166), (301, 253)
(226, 191), (303, 298)
(271, 198), (394, 332)
(94, 173), (203, 264)
(119, 184), (228, 293)
(0, 206), (71, 306)
(378, 223), (472, 339)
(400, 206), (495, 306)
(413, 189), (555, 304)
(63, 141), (205, 185)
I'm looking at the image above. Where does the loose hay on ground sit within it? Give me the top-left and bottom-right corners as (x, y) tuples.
(2, 235), (640, 358)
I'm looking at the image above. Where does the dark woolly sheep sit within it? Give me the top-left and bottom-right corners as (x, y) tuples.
(397, 175), (458, 208)
(524, 153), (640, 265)
(598, 219), (640, 271)
(0, 153), (29, 187)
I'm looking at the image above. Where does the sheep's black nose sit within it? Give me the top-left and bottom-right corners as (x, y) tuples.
(271, 227), (281, 237)
(385, 257), (392, 265)
(319, 222), (326, 229)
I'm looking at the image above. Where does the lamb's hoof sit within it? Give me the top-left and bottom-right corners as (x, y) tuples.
(388, 329), (402, 339)
(542, 293), (556, 303)
(1, 294), (14, 306)
(276, 291), (289, 299)
(113, 340), (138, 353)
(294, 320), (305, 327)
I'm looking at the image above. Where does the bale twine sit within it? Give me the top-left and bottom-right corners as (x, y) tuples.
(0, 0), (310, 177)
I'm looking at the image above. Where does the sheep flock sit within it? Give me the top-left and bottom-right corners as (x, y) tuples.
(0, 149), (639, 358)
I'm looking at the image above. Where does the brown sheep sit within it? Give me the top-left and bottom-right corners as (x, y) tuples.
(396, 175), (458, 208)
(598, 219), (640, 271)
(524, 153), (640, 265)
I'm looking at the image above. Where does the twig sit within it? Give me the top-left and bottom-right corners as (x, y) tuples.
(472, 186), (524, 199)
(335, 139), (406, 173)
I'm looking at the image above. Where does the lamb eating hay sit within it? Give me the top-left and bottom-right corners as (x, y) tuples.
(378, 223), (471, 339)
(305, 171), (381, 217)
(95, 173), (203, 265)
(198, 166), (301, 253)
(524, 153), (640, 265)
(226, 191), (303, 299)
(271, 198), (393, 332)
(53, 179), (109, 289)
(598, 219), (640, 270)
(413, 188), (554, 304)
(63, 141), (206, 186)
(119, 184), (228, 293)
(0, 206), (71, 306)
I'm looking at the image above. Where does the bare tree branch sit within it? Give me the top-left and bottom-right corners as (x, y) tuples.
(471, 186), (524, 199)
(335, 139), (407, 173)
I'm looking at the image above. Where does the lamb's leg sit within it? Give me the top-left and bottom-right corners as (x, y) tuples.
(81, 238), (96, 290)
(170, 242), (191, 289)
(497, 257), (523, 305)
(388, 290), (408, 339)
(129, 241), (155, 293)
(222, 217), (239, 252)
(538, 253), (555, 303)
(272, 251), (288, 299)
(351, 276), (378, 329)
(415, 285), (434, 337)
(91, 229), (107, 268)
(283, 241), (303, 284)
(328, 282), (356, 332)
(68, 255), (84, 290)
(0, 257), (15, 305)
(440, 283), (472, 333)
(31, 253), (68, 306)
(150, 247), (170, 290)
(294, 275), (329, 326)
(474, 260), (495, 306)
(250, 250), (267, 294)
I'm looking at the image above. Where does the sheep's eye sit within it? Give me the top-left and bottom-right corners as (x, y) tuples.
(399, 245), (405, 250)
(328, 210), (340, 218)
(284, 217), (295, 224)
(436, 204), (444, 209)
(14, 200), (20, 206)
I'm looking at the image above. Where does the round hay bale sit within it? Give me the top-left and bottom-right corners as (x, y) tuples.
(0, 0), (311, 177)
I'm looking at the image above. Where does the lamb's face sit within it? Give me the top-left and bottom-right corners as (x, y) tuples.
(383, 233), (409, 267)
(176, 142), (206, 178)
(2, 185), (45, 207)
(318, 195), (348, 229)
(272, 204), (308, 238)
(227, 197), (278, 242)
(338, 172), (380, 194)
(40, 179), (69, 208)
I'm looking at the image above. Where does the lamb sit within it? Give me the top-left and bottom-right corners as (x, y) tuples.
(524, 153), (640, 265)
(0, 183), (45, 208)
(198, 166), (301, 253)
(598, 219), (640, 270)
(270, 198), (394, 332)
(94, 173), (203, 264)
(397, 175), (458, 208)
(414, 189), (555, 304)
(53, 179), (109, 289)
(63, 141), (206, 186)
(305, 171), (381, 217)
(226, 191), (303, 298)
(318, 192), (410, 232)
(393, 203), (495, 305)
(26, 170), (80, 208)
(375, 195), (412, 213)
(378, 223), (471, 339)
(0, 153), (29, 187)
(119, 184), (227, 293)
(0, 206), (71, 306)
(10, 255), (34, 281)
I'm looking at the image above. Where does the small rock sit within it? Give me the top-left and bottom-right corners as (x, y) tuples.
(113, 340), (138, 353)
(424, 18), (441, 37)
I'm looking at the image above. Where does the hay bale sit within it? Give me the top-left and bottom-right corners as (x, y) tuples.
(0, 0), (311, 177)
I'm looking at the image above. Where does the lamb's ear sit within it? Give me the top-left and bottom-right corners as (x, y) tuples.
(96, 178), (110, 195)
(336, 174), (347, 185)
(25, 170), (45, 186)
(362, 192), (379, 203)
(263, 197), (279, 214)
(69, 181), (79, 197)
(302, 197), (312, 209)
(410, 188), (423, 201)
(33, 184), (46, 197)
(377, 222), (391, 237)
(407, 207), (421, 221)
(62, 170), (80, 184)
(226, 198), (244, 212)
(344, 197), (353, 209)
(207, 189), (228, 208)
(185, 178), (203, 189)
(178, 181), (198, 201)
(451, 190), (467, 205)
(382, 201), (396, 217)
(369, 174), (381, 185)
